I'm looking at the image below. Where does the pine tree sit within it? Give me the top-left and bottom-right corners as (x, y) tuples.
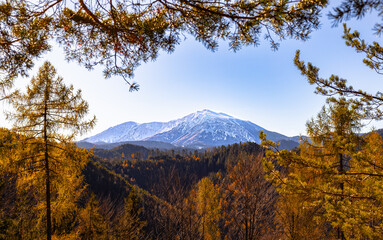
(0, 0), (329, 92)
(6, 61), (95, 240)
(293, 0), (383, 120)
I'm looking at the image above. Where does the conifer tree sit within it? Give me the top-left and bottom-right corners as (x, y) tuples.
(261, 98), (383, 239)
(6, 61), (95, 240)
(77, 194), (109, 240)
(195, 177), (221, 240)
(293, 1), (383, 120)
(0, 0), (329, 92)
(275, 192), (326, 240)
(114, 187), (146, 240)
(285, 2), (383, 237)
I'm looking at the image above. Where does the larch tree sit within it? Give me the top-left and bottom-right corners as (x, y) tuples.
(278, 1), (383, 238)
(261, 98), (383, 239)
(113, 186), (147, 240)
(6, 61), (95, 240)
(275, 190), (327, 240)
(195, 177), (221, 240)
(77, 193), (109, 240)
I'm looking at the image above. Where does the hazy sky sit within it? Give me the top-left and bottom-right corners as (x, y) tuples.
(1, 9), (382, 140)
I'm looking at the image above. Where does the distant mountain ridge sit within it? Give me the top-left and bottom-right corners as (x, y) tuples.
(81, 109), (300, 149)
(77, 140), (177, 150)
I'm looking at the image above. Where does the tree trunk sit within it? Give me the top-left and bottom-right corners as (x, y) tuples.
(45, 141), (51, 240)
(44, 87), (52, 240)
(338, 153), (345, 240)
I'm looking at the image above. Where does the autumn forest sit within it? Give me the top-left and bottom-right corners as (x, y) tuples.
(2, 0), (383, 239)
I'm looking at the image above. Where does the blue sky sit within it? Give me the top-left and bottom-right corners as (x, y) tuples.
(1, 8), (382, 139)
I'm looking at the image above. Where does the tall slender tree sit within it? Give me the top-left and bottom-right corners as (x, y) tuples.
(6, 61), (95, 240)
(195, 177), (221, 240)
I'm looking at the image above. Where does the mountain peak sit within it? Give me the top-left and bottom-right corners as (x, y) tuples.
(198, 109), (216, 114)
(82, 110), (296, 148)
(191, 109), (234, 119)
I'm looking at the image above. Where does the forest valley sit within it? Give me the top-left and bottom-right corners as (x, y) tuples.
(1, 62), (383, 240)
(3, 112), (383, 239)
(2, 0), (383, 239)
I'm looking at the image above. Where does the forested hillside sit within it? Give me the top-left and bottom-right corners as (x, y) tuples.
(92, 142), (263, 194)
(4, 119), (383, 239)
(1, 128), (280, 239)
(84, 141), (277, 239)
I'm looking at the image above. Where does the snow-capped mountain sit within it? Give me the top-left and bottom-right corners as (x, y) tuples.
(82, 109), (298, 148)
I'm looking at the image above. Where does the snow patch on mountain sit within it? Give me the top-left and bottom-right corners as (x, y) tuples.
(82, 109), (292, 147)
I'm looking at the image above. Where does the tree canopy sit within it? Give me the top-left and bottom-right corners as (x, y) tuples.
(5, 61), (95, 240)
(0, 0), (330, 91)
(294, 0), (383, 120)
(261, 99), (383, 239)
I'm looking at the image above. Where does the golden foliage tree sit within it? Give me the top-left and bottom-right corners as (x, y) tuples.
(261, 99), (383, 239)
(275, 188), (327, 240)
(195, 177), (221, 240)
(5, 61), (95, 240)
(77, 194), (109, 240)
(113, 186), (147, 240)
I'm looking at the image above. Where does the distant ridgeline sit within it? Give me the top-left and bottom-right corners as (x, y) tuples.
(80, 109), (301, 150)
